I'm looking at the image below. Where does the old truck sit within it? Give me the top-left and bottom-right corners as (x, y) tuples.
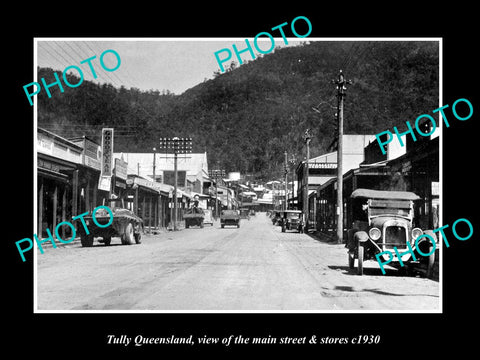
(346, 188), (437, 277)
(184, 207), (205, 228)
(220, 209), (240, 228)
(79, 197), (143, 247)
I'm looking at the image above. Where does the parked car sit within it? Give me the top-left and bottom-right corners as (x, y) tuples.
(346, 188), (437, 277)
(220, 209), (240, 228)
(203, 209), (214, 226)
(79, 197), (143, 247)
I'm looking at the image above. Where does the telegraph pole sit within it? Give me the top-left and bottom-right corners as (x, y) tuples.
(288, 155), (296, 210)
(208, 168), (226, 219)
(284, 151), (288, 211)
(152, 147), (157, 182)
(303, 129), (312, 233)
(159, 137), (193, 231)
(334, 70), (352, 243)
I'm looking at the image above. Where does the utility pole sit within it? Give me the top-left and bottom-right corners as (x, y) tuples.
(284, 151), (288, 211)
(288, 155), (296, 210)
(208, 168), (226, 219)
(159, 137), (193, 231)
(333, 70), (352, 243)
(152, 147), (157, 182)
(303, 129), (312, 233)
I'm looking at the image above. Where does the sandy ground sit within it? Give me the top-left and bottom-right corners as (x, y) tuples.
(36, 213), (440, 311)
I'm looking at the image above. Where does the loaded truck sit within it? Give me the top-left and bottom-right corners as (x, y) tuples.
(184, 207), (205, 228)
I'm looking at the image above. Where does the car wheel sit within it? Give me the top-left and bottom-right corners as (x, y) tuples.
(357, 245), (364, 275)
(124, 223), (134, 245)
(81, 234), (94, 247)
(103, 236), (111, 246)
(221, 224), (224, 228)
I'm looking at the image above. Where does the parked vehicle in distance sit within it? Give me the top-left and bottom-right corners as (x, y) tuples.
(249, 209), (256, 216)
(346, 188), (437, 277)
(220, 209), (241, 228)
(203, 209), (214, 226)
(79, 197), (143, 247)
(239, 208), (250, 220)
(279, 210), (303, 233)
(271, 211), (281, 225)
(184, 207), (205, 228)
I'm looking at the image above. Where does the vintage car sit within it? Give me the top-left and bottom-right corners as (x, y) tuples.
(79, 197), (143, 247)
(346, 188), (437, 277)
(279, 210), (303, 233)
(220, 209), (241, 228)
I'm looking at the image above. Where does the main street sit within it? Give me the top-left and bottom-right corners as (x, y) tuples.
(36, 213), (440, 311)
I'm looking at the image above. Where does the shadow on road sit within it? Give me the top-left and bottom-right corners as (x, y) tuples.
(328, 264), (390, 276)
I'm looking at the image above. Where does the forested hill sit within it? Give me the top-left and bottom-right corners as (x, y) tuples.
(37, 41), (439, 180)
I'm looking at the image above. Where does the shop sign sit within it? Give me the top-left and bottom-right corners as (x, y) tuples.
(401, 160), (412, 174)
(101, 128), (114, 177)
(309, 162), (337, 169)
(98, 175), (111, 191)
(83, 137), (101, 170)
(38, 158), (60, 173)
(37, 133), (53, 155)
(114, 158), (128, 180)
(115, 180), (126, 189)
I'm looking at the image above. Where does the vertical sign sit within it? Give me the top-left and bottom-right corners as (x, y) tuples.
(98, 128), (113, 191)
(101, 128), (114, 176)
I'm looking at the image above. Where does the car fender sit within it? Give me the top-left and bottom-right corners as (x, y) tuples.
(354, 230), (369, 244)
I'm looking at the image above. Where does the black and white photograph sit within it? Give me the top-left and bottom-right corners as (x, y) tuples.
(32, 38), (441, 312)
(7, 6), (478, 357)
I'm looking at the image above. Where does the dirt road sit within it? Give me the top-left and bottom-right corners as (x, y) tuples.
(36, 212), (440, 311)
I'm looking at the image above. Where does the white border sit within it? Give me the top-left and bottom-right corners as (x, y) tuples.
(33, 37), (442, 314)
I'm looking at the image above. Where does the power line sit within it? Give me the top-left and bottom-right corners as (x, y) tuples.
(42, 42), (71, 68)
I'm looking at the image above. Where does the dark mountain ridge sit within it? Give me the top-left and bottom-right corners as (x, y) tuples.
(37, 40), (439, 180)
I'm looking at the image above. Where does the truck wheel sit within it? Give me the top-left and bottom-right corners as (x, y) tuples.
(81, 234), (94, 247)
(134, 232), (142, 244)
(237, 224), (240, 228)
(124, 223), (134, 245)
(103, 236), (111, 246)
(221, 224), (224, 228)
(357, 245), (364, 275)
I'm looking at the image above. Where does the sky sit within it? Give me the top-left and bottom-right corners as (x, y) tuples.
(35, 38), (299, 95)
